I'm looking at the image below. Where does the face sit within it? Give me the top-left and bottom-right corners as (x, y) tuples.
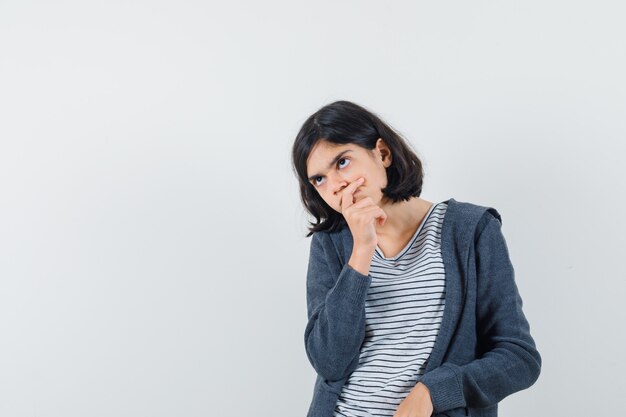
(305, 138), (393, 214)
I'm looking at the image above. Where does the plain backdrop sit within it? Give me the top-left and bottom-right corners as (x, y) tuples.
(1, 1), (625, 416)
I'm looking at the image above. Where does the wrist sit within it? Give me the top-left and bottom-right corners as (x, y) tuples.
(413, 382), (432, 402)
(348, 247), (375, 276)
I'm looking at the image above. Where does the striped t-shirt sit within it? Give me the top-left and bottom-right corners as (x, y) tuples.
(333, 201), (448, 417)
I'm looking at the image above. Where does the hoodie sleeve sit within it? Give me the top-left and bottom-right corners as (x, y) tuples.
(304, 231), (373, 382)
(420, 212), (542, 413)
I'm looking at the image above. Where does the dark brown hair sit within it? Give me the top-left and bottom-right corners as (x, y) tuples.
(291, 100), (425, 237)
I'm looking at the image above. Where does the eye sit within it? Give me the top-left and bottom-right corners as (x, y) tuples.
(312, 157), (351, 187)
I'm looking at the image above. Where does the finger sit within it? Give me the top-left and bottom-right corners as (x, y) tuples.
(361, 206), (387, 226)
(357, 205), (385, 224)
(350, 196), (375, 209)
(378, 208), (388, 226)
(340, 177), (364, 210)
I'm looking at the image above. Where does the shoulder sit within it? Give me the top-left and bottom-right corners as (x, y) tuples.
(309, 224), (354, 266)
(445, 198), (503, 239)
(447, 197), (501, 222)
(309, 228), (341, 257)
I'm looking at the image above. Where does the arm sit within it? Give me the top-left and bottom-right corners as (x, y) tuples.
(303, 232), (372, 382)
(420, 213), (542, 413)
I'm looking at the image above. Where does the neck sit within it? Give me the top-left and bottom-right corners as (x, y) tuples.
(375, 197), (432, 237)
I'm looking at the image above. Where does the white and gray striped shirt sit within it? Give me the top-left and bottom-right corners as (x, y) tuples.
(334, 201), (448, 417)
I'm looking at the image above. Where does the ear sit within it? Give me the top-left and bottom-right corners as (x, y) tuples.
(376, 138), (393, 167)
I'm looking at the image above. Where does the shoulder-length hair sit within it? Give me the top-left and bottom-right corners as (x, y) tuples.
(291, 100), (425, 237)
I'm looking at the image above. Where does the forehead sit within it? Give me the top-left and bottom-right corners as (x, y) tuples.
(306, 141), (356, 174)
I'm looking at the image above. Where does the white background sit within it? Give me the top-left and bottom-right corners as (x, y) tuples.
(1, 1), (625, 416)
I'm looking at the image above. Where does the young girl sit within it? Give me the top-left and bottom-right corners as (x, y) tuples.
(291, 101), (541, 417)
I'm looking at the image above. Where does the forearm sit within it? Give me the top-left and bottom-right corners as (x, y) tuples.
(304, 262), (372, 381)
(420, 340), (541, 412)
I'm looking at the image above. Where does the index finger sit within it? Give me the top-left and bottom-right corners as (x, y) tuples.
(340, 177), (364, 211)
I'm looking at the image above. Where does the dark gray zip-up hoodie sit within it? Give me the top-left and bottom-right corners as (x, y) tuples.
(304, 198), (541, 417)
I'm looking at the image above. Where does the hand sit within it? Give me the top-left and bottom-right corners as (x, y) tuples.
(340, 177), (388, 252)
(393, 382), (434, 417)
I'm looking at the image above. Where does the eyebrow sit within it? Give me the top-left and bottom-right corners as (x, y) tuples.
(307, 150), (353, 182)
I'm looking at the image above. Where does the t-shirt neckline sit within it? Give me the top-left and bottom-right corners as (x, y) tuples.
(375, 201), (439, 261)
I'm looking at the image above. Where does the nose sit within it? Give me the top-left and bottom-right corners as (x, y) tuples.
(330, 172), (350, 196)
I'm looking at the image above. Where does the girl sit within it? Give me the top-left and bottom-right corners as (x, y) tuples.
(291, 101), (541, 417)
